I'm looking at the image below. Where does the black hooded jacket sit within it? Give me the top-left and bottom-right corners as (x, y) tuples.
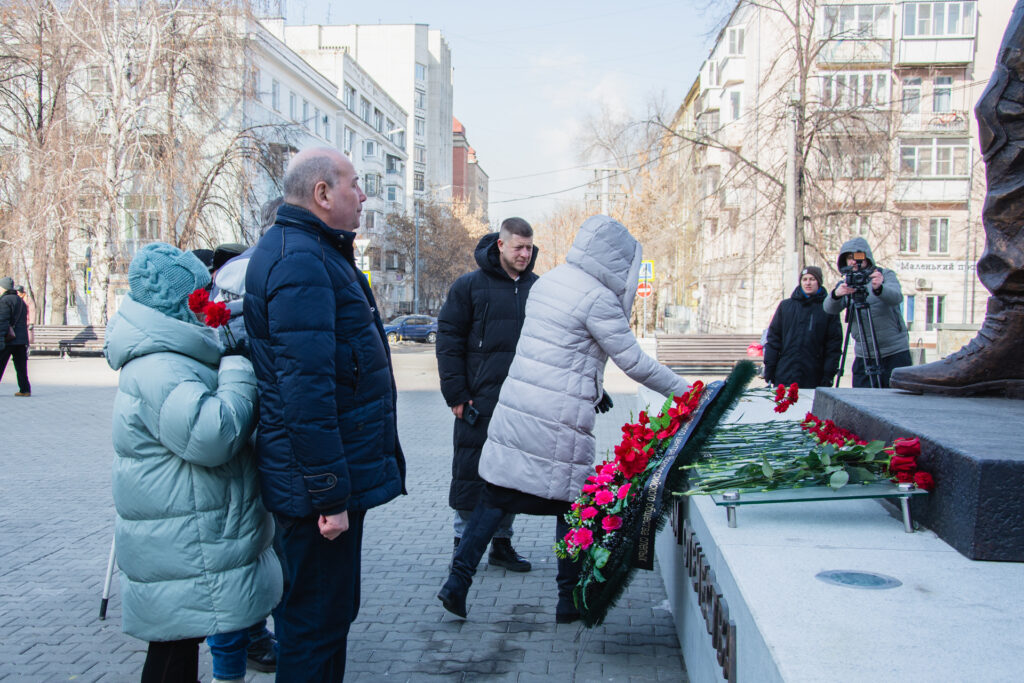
(0, 291), (29, 348)
(763, 286), (843, 388)
(436, 232), (538, 510)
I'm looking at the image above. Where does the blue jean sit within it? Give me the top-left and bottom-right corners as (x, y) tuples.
(273, 510), (365, 682)
(454, 509), (514, 540)
(207, 620), (273, 680)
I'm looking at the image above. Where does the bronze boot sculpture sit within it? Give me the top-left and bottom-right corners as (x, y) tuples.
(891, 0), (1024, 399)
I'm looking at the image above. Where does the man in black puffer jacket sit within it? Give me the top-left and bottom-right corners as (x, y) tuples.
(763, 266), (843, 389)
(437, 218), (538, 572)
(245, 148), (406, 681)
(0, 277), (31, 396)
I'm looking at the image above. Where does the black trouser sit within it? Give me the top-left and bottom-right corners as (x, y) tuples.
(140, 637), (202, 683)
(273, 510), (365, 683)
(0, 344), (29, 394)
(853, 350), (912, 388)
(450, 488), (579, 599)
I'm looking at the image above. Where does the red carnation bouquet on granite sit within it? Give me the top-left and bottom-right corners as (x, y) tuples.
(684, 384), (935, 494)
(189, 288), (237, 349)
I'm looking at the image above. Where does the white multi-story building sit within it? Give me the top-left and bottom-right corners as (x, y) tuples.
(259, 18), (411, 318)
(278, 23), (454, 201)
(671, 0), (1013, 346)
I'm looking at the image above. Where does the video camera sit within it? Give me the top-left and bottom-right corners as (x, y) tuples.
(839, 251), (876, 297)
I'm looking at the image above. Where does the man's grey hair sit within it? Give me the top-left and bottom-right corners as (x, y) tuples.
(259, 195), (284, 236)
(499, 217), (533, 240)
(282, 153), (341, 204)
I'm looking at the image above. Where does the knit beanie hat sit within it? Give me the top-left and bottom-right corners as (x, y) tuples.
(129, 243), (211, 323)
(0, 277), (13, 292)
(800, 266), (823, 289)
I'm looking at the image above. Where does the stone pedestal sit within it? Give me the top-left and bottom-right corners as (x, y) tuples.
(812, 388), (1024, 561)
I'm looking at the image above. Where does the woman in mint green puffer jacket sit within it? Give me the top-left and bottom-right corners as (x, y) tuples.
(104, 243), (281, 680)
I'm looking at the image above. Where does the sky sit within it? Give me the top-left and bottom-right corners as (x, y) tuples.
(282, 0), (728, 222)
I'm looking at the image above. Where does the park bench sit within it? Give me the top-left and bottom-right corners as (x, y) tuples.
(31, 325), (106, 358)
(656, 333), (763, 374)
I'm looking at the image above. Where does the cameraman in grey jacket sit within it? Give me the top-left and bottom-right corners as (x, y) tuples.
(437, 215), (690, 624)
(823, 237), (911, 388)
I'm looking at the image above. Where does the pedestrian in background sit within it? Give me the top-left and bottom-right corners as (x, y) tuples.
(0, 277), (31, 396)
(436, 217), (538, 573)
(245, 148), (406, 680)
(438, 215), (690, 624)
(104, 243), (281, 683)
(763, 266), (842, 389)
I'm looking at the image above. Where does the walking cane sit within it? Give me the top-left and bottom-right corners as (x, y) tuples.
(99, 536), (116, 620)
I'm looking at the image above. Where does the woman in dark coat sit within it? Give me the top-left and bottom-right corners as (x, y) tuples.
(763, 266), (843, 389)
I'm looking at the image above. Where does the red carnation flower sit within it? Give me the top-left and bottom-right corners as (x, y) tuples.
(203, 301), (231, 328)
(594, 489), (614, 506)
(602, 515), (623, 532)
(638, 411), (649, 426)
(581, 506), (598, 520)
(574, 528), (594, 550)
(617, 483), (631, 500)
(188, 288), (210, 314)
(787, 383), (799, 402)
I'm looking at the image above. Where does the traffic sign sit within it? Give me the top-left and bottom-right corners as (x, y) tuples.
(637, 281), (653, 298)
(639, 260), (654, 281)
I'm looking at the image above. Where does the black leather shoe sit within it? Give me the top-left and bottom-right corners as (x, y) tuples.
(556, 596), (581, 624)
(438, 575), (468, 619)
(246, 634), (277, 673)
(488, 538), (532, 572)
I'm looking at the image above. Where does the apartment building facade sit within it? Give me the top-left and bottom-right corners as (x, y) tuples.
(452, 117), (490, 221)
(279, 23), (454, 204)
(673, 0), (1012, 344)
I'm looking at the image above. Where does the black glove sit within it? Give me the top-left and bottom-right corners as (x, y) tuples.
(595, 391), (613, 414)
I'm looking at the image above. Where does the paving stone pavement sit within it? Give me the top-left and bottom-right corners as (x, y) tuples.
(0, 353), (688, 682)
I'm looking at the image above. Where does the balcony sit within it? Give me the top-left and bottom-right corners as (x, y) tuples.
(897, 110), (969, 134)
(897, 38), (974, 65)
(817, 39), (891, 66)
(717, 55), (745, 86)
(894, 178), (970, 204)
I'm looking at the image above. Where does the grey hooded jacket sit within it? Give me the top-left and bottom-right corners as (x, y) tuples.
(478, 215), (689, 502)
(822, 236), (910, 359)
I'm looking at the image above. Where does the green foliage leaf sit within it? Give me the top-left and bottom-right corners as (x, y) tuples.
(829, 469), (850, 489)
(593, 566), (606, 583)
(592, 546), (611, 569)
(846, 466), (878, 484)
(761, 456), (774, 480)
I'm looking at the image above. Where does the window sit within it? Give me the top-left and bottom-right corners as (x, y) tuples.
(929, 217), (949, 253)
(706, 61), (720, 87)
(289, 93), (297, 121)
(414, 117), (426, 137)
(926, 295), (945, 330)
(302, 99), (309, 129)
(123, 195), (160, 242)
(364, 174), (381, 197)
(343, 84), (356, 111)
(88, 65), (107, 93)
(386, 154), (403, 174)
(697, 110), (720, 136)
(363, 140), (377, 159)
(413, 171), (424, 192)
(902, 77), (922, 114)
(386, 185), (401, 202)
(415, 62), (427, 81)
(314, 107), (321, 135)
(386, 118), (395, 136)
(905, 295), (916, 323)
(364, 210), (379, 230)
(900, 218), (920, 252)
(933, 76), (953, 113)
(821, 72), (888, 108)
(727, 27), (745, 55)
(899, 138), (970, 176)
(390, 129), (405, 147)
(414, 145), (426, 164)
(729, 90), (741, 121)
(360, 97), (372, 123)
(373, 108), (384, 132)
(271, 79), (280, 112)
(850, 215), (870, 237)
(822, 140), (884, 178)
(323, 114), (330, 141)
(903, 2), (976, 37)
(343, 127), (355, 155)
(822, 4), (891, 38)
(414, 90), (426, 110)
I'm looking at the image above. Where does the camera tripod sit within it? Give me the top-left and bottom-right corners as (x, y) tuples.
(835, 289), (885, 389)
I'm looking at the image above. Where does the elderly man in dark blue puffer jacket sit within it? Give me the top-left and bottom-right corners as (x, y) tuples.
(244, 147), (406, 681)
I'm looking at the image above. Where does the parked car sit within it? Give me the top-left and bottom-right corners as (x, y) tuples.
(383, 315), (438, 343)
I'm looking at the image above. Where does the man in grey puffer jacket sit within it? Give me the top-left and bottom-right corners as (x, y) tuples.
(438, 215), (690, 623)
(823, 237), (911, 388)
